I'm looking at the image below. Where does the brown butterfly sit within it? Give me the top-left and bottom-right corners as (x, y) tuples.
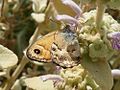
(26, 25), (81, 68)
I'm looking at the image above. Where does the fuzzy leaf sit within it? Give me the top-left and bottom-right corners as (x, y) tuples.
(31, 13), (45, 23)
(0, 45), (18, 69)
(81, 53), (113, 90)
(11, 80), (22, 90)
(31, 0), (48, 13)
(107, 0), (120, 10)
(24, 77), (55, 90)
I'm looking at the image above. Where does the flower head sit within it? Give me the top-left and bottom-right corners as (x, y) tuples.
(56, 14), (78, 30)
(111, 69), (120, 80)
(55, 0), (83, 31)
(61, 0), (83, 17)
(40, 74), (64, 82)
(40, 74), (64, 87)
(108, 32), (120, 50)
(56, 15), (78, 25)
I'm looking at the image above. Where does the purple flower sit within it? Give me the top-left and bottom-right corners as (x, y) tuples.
(61, 0), (83, 17)
(108, 32), (120, 50)
(56, 15), (78, 25)
(40, 74), (64, 86)
(56, 15), (79, 31)
(40, 74), (64, 82)
(111, 69), (120, 79)
(55, 0), (83, 31)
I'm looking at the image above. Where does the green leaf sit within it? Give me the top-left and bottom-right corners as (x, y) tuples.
(81, 53), (113, 90)
(31, 0), (48, 13)
(0, 45), (18, 69)
(107, 0), (120, 10)
(11, 80), (22, 90)
(24, 77), (55, 90)
(31, 13), (45, 23)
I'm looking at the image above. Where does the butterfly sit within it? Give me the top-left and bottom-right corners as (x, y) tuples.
(26, 25), (81, 68)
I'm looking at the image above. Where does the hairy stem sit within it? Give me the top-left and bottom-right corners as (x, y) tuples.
(29, 26), (41, 45)
(3, 24), (42, 90)
(3, 1), (55, 90)
(3, 56), (29, 90)
(2, 1), (52, 89)
(96, 0), (106, 29)
(0, 0), (4, 17)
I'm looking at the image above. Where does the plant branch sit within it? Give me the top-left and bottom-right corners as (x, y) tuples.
(3, 56), (29, 90)
(0, 0), (4, 17)
(96, 0), (106, 30)
(3, 1), (54, 90)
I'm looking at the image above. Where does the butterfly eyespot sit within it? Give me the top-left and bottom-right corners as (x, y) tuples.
(34, 49), (41, 54)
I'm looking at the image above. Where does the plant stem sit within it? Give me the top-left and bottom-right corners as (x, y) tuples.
(3, 56), (29, 90)
(3, 25), (42, 90)
(3, 1), (52, 89)
(3, 25), (41, 90)
(0, 0), (4, 17)
(96, 0), (106, 30)
(29, 26), (41, 45)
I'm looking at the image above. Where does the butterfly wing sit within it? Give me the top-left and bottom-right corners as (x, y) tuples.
(26, 26), (81, 68)
(26, 32), (56, 62)
(51, 30), (81, 68)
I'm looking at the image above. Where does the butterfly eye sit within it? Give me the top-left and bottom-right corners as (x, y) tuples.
(34, 49), (41, 54)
